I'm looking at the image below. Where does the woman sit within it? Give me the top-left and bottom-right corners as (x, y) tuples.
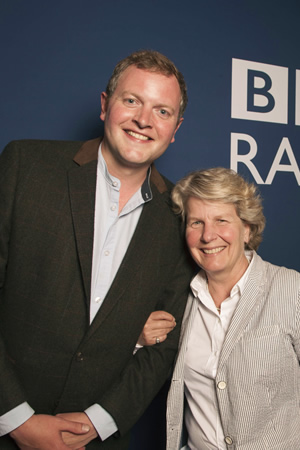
(141, 167), (300, 450)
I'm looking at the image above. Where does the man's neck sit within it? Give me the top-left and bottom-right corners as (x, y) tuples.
(101, 148), (150, 214)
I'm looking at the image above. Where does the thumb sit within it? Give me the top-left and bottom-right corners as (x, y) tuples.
(57, 417), (90, 435)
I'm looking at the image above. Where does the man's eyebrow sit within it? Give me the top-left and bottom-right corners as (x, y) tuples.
(119, 90), (139, 97)
(119, 91), (176, 112)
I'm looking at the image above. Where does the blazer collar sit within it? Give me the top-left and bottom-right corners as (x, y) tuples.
(73, 136), (169, 194)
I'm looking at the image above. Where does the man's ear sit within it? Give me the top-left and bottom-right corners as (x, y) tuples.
(170, 117), (184, 144)
(100, 92), (108, 121)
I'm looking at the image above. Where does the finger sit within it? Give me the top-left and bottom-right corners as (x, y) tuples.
(154, 334), (168, 344)
(149, 311), (175, 321)
(147, 325), (176, 336)
(144, 320), (176, 332)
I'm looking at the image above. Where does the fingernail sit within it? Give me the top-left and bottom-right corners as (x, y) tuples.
(82, 424), (90, 432)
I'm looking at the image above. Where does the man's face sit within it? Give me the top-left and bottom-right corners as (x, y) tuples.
(100, 66), (183, 171)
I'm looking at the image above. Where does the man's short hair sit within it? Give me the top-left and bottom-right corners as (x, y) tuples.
(106, 49), (188, 120)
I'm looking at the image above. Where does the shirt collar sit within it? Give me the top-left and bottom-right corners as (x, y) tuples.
(97, 144), (152, 202)
(191, 250), (254, 299)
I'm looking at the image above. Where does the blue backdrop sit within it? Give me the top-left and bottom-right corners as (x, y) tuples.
(1, 1), (300, 448)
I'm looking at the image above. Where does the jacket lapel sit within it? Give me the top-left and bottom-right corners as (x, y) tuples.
(68, 138), (101, 302)
(218, 252), (267, 370)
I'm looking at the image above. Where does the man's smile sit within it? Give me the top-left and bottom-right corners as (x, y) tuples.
(126, 130), (152, 140)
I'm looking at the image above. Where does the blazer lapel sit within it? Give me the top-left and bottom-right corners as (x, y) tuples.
(218, 252), (267, 370)
(68, 138), (101, 302)
(172, 294), (198, 377)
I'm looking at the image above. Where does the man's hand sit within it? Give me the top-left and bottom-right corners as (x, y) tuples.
(138, 310), (176, 346)
(9, 414), (90, 450)
(57, 412), (98, 448)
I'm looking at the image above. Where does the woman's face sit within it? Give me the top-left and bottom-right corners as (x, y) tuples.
(186, 197), (250, 281)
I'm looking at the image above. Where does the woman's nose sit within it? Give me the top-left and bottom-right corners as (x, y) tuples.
(201, 224), (217, 242)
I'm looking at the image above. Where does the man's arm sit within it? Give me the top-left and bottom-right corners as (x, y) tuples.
(57, 311), (176, 447)
(59, 252), (191, 448)
(0, 145), (91, 449)
(0, 144), (30, 416)
(98, 251), (192, 438)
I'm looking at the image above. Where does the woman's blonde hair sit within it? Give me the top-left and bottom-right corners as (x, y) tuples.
(172, 167), (265, 250)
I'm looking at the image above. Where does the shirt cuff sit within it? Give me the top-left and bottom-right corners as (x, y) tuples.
(85, 404), (118, 441)
(0, 402), (35, 436)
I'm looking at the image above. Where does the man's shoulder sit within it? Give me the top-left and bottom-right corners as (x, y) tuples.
(1, 139), (86, 171)
(3, 138), (83, 156)
(150, 165), (174, 195)
(159, 172), (174, 191)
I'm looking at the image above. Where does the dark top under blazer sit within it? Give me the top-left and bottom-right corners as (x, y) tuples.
(0, 138), (194, 449)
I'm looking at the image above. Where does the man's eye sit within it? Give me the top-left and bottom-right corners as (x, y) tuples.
(160, 109), (169, 116)
(125, 98), (136, 105)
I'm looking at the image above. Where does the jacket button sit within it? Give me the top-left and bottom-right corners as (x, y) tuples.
(225, 436), (233, 445)
(217, 381), (227, 390)
(76, 352), (84, 362)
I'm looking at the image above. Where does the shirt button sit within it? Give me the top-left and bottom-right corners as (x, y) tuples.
(112, 181), (118, 187)
(95, 297), (101, 303)
(110, 205), (116, 211)
(225, 436), (233, 445)
(104, 250), (110, 256)
(218, 381), (227, 390)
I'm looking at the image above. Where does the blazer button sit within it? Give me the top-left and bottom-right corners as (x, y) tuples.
(217, 381), (227, 390)
(76, 352), (84, 362)
(224, 436), (233, 445)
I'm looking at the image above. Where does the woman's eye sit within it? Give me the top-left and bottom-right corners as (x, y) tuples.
(190, 221), (202, 228)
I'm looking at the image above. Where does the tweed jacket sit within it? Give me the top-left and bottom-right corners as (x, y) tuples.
(166, 251), (300, 450)
(0, 138), (194, 449)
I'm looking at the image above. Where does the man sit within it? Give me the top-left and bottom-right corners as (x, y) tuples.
(0, 50), (194, 449)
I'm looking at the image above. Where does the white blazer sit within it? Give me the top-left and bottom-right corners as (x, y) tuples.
(166, 252), (300, 450)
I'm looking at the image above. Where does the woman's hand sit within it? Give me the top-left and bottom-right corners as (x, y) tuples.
(138, 311), (176, 346)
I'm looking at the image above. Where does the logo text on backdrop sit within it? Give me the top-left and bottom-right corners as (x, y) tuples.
(231, 58), (300, 184)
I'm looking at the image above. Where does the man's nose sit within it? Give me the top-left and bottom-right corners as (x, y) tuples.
(134, 106), (152, 128)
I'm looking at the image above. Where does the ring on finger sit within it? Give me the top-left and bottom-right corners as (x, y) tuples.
(155, 337), (160, 344)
